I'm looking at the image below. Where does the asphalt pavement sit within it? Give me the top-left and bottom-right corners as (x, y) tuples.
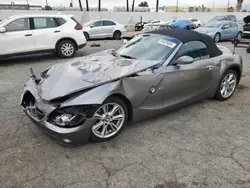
(1, 40), (250, 188)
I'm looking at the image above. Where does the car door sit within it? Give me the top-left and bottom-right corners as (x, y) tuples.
(220, 22), (231, 39)
(88, 21), (104, 38)
(31, 17), (63, 51)
(0, 18), (35, 55)
(103, 20), (116, 37)
(230, 22), (239, 39)
(161, 41), (215, 108)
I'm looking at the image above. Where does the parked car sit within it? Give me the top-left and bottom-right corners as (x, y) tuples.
(122, 24), (172, 42)
(171, 19), (196, 30)
(209, 15), (237, 22)
(195, 21), (243, 42)
(144, 20), (166, 27)
(135, 21), (149, 31)
(0, 14), (86, 58)
(189, 18), (202, 27)
(82, 19), (127, 40)
(21, 29), (242, 145)
(242, 15), (250, 37)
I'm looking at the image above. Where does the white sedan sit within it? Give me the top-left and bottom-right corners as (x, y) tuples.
(189, 18), (202, 28)
(144, 20), (166, 27)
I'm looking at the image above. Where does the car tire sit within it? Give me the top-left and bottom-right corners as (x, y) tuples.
(84, 32), (90, 41)
(57, 40), (76, 58)
(113, 30), (122, 40)
(236, 32), (242, 40)
(215, 69), (238, 101)
(214, 33), (221, 43)
(90, 96), (128, 142)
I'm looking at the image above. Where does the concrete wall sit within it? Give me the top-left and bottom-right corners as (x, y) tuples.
(0, 10), (249, 24)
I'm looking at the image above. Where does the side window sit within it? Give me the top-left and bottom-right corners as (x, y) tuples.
(103, 20), (116, 26)
(222, 22), (230, 29)
(92, 21), (103, 27)
(33, 17), (58, 29)
(177, 41), (210, 61)
(231, 22), (238, 28)
(5, 18), (30, 32)
(56, 18), (66, 26)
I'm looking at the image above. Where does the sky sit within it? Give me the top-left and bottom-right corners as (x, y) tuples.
(1, 0), (250, 8)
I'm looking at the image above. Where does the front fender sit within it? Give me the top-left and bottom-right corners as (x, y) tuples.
(61, 81), (122, 107)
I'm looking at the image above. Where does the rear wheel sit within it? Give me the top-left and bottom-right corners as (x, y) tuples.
(57, 40), (76, 58)
(113, 30), (122, 40)
(90, 97), (128, 142)
(215, 69), (238, 101)
(214, 33), (221, 43)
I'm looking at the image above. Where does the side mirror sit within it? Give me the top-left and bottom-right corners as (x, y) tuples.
(0, 27), (6, 33)
(174, 56), (194, 65)
(90, 25), (94, 28)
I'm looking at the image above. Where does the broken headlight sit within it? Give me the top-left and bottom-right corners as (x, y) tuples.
(48, 105), (100, 128)
(48, 107), (86, 128)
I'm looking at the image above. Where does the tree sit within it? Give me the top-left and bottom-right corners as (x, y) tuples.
(98, 0), (101, 11)
(138, 1), (149, 7)
(132, 0), (135, 12)
(126, 0), (129, 12)
(236, 0), (243, 12)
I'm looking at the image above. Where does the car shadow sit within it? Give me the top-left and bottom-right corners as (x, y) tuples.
(0, 51), (86, 67)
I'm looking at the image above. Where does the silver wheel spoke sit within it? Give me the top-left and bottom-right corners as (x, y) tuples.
(229, 80), (235, 85)
(112, 114), (124, 121)
(109, 123), (118, 131)
(110, 105), (119, 116)
(101, 125), (107, 136)
(227, 74), (234, 83)
(94, 112), (102, 119)
(93, 121), (104, 131)
(103, 105), (108, 114)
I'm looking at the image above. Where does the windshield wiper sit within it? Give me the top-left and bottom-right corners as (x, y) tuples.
(120, 55), (136, 59)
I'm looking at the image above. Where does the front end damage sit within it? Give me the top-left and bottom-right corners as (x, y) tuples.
(20, 74), (101, 145)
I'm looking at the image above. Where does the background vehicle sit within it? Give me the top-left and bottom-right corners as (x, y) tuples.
(135, 21), (149, 31)
(122, 24), (172, 41)
(21, 29), (242, 145)
(242, 15), (250, 37)
(82, 19), (127, 40)
(171, 20), (196, 30)
(189, 18), (202, 27)
(0, 14), (86, 58)
(195, 21), (243, 42)
(209, 15), (237, 22)
(144, 20), (166, 27)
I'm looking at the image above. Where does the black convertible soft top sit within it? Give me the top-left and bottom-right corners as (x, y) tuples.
(149, 29), (223, 57)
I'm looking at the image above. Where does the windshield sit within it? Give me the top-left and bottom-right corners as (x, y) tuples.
(83, 20), (94, 27)
(211, 16), (227, 21)
(203, 22), (222, 28)
(142, 25), (160, 32)
(116, 34), (180, 61)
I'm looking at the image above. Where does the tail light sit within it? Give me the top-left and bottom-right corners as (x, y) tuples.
(74, 23), (83, 30)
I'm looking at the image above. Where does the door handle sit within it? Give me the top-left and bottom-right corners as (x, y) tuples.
(24, 34), (32, 36)
(54, 30), (61, 33)
(206, 65), (214, 70)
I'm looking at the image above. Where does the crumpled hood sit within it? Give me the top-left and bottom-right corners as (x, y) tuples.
(39, 49), (161, 101)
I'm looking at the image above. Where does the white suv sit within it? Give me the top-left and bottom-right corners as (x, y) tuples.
(0, 14), (86, 58)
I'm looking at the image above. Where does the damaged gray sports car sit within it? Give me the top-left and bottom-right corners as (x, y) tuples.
(21, 29), (243, 145)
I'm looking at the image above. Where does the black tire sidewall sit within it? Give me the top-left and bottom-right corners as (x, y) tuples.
(90, 97), (128, 142)
(57, 40), (76, 58)
(215, 69), (238, 101)
(113, 31), (121, 40)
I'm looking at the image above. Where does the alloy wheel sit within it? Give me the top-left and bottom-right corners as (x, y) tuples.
(214, 33), (220, 43)
(220, 73), (237, 99)
(61, 43), (74, 57)
(92, 103), (125, 139)
(237, 32), (242, 40)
